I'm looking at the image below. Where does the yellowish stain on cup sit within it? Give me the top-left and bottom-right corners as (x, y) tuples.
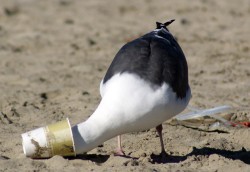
(45, 118), (76, 157)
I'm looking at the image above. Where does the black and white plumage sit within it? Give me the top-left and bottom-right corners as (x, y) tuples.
(103, 19), (188, 99)
(72, 20), (191, 159)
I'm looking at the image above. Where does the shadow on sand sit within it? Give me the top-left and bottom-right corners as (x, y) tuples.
(66, 147), (250, 165)
(67, 154), (110, 164)
(151, 147), (250, 164)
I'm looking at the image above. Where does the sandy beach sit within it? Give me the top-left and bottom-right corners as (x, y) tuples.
(0, 0), (250, 171)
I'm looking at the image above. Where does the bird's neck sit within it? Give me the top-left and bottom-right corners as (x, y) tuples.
(71, 105), (118, 154)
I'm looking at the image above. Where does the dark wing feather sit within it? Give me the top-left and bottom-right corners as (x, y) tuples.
(103, 30), (189, 98)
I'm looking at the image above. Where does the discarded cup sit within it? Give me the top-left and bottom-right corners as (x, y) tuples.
(21, 118), (75, 158)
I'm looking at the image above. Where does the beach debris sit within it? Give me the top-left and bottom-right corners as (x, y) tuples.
(22, 118), (75, 158)
(174, 105), (250, 131)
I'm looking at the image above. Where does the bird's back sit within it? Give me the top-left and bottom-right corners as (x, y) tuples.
(96, 22), (191, 132)
(103, 25), (189, 99)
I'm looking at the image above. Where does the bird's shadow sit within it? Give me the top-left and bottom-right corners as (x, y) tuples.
(66, 154), (110, 164)
(65, 147), (250, 165)
(151, 147), (250, 164)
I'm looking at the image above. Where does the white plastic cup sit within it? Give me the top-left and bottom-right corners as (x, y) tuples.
(21, 118), (76, 158)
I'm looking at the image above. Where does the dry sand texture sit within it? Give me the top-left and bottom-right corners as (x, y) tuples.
(0, 0), (250, 171)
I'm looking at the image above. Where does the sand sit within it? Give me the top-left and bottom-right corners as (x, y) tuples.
(0, 0), (250, 171)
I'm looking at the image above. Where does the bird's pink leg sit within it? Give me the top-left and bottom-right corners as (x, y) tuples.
(114, 135), (125, 156)
(156, 124), (168, 161)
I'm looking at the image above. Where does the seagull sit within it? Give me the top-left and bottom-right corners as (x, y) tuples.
(72, 19), (191, 161)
